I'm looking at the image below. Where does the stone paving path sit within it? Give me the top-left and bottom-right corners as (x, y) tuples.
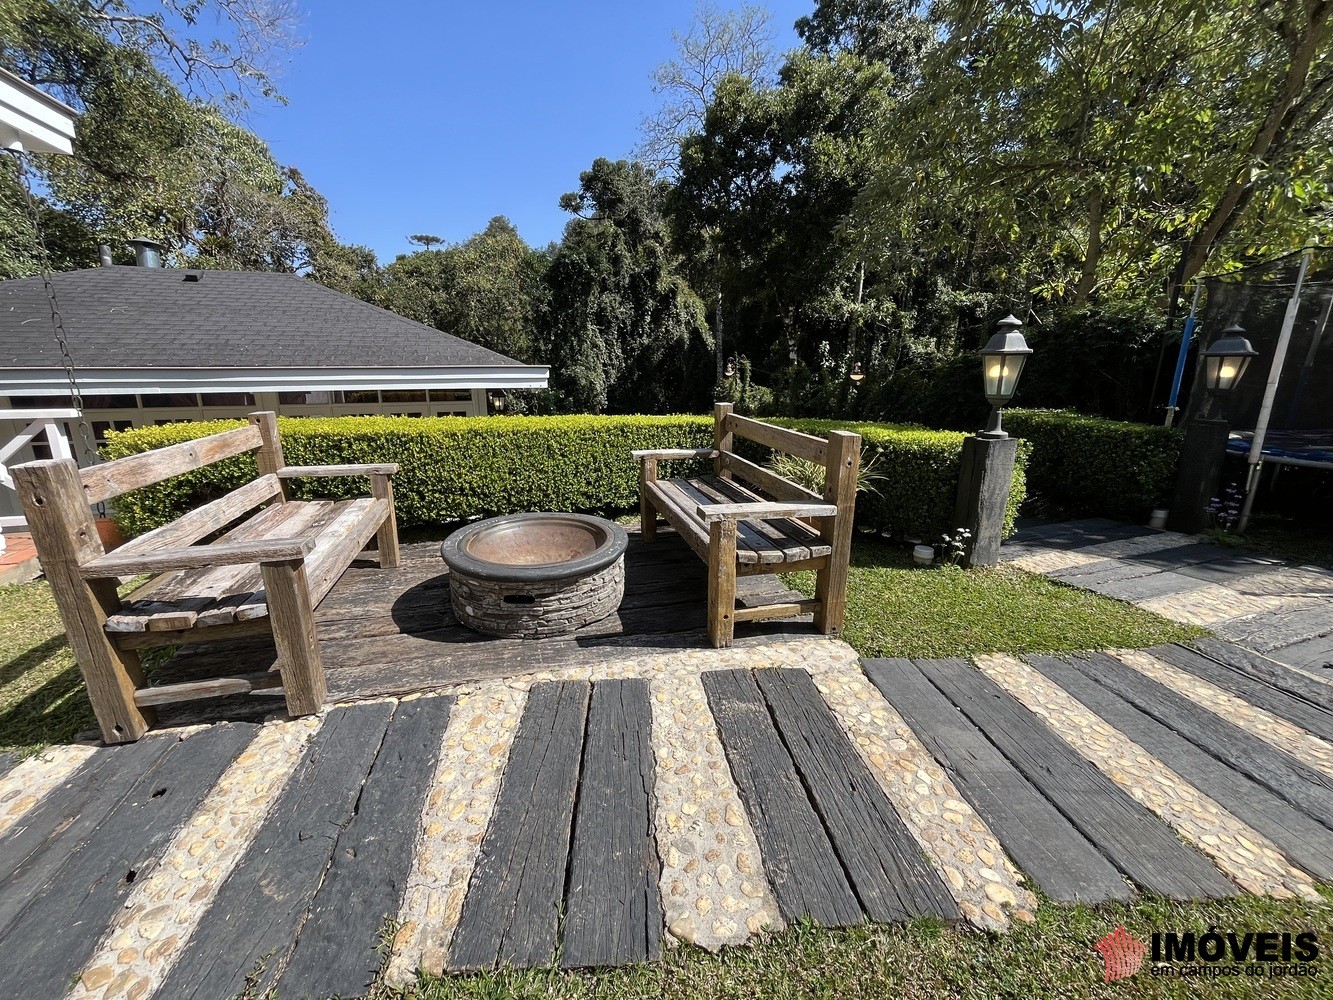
(1002, 518), (1333, 679)
(3, 615), (1333, 995)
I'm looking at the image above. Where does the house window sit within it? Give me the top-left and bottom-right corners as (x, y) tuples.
(7, 395), (68, 408)
(201, 393), (255, 407)
(429, 390), (473, 402)
(382, 390), (428, 403)
(277, 391), (330, 405)
(341, 390), (381, 404)
(141, 393), (200, 408)
(80, 395), (139, 409)
(91, 419), (134, 444)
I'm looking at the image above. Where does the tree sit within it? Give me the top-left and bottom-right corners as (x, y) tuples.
(636, 1), (777, 175)
(0, 0), (316, 277)
(0, 0), (300, 107)
(408, 234), (443, 252)
(545, 158), (714, 413)
(853, 0), (1333, 310)
(795, 0), (938, 89)
(671, 50), (897, 375)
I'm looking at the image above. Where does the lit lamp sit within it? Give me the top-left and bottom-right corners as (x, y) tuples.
(849, 362), (865, 383)
(723, 355), (737, 379)
(979, 314), (1032, 438)
(1201, 325), (1258, 400)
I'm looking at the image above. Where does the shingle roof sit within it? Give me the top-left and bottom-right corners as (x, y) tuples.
(0, 265), (530, 369)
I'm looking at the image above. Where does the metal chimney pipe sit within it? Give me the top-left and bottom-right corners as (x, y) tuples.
(97, 244), (113, 266)
(127, 238), (163, 268)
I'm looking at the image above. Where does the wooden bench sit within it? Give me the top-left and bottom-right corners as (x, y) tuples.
(634, 403), (860, 648)
(12, 412), (400, 743)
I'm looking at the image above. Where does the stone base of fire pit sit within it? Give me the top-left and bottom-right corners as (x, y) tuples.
(440, 512), (628, 638)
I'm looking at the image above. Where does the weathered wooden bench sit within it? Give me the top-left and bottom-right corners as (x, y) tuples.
(13, 412), (399, 743)
(634, 403), (860, 648)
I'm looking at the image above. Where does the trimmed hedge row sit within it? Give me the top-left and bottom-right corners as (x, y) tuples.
(1005, 409), (1182, 521)
(101, 414), (1028, 542)
(775, 419), (1028, 541)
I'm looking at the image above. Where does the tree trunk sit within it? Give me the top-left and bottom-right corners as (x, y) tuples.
(1073, 189), (1103, 305)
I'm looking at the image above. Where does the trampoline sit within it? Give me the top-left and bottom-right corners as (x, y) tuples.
(1226, 429), (1333, 469)
(1174, 250), (1333, 526)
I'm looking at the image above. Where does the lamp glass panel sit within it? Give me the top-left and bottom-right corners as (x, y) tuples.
(983, 353), (1025, 402)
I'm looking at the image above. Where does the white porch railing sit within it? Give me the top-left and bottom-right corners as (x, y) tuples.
(0, 408), (79, 550)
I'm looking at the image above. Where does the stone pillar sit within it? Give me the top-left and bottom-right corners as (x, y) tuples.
(1168, 417), (1230, 534)
(954, 435), (1019, 568)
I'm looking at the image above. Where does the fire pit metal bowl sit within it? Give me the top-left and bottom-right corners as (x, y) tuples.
(440, 512), (628, 638)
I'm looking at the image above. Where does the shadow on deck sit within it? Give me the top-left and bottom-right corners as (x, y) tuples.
(150, 529), (814, 727)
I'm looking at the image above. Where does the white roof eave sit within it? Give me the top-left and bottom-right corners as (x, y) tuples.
(0, 365), (552, 395)
(0, 70), (77, 156)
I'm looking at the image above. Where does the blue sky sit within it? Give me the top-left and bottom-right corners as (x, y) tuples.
(250, 1), (812, 263)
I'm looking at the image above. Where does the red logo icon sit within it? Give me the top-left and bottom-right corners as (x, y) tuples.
(1096, 925), (1147, 981)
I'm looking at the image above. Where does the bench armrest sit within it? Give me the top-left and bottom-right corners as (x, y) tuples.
(81, 537), (315, 578)
(278, 463), (399, 479)
(697, 501), (839, 523)
(630, 448), (718, 461)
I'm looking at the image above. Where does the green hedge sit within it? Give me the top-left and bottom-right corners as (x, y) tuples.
(101, 414), (1028, 543)
(1005, 409), (1181, 521)
(775, 419), (1028, 541)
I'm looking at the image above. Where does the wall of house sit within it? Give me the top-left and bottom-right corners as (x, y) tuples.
(0, 387), (491, 525)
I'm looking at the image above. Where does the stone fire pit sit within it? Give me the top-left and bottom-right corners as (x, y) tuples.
(440, 512), (628, 638)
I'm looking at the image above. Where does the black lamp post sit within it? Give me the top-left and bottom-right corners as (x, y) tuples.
(952, 314), (1034, 568)
(1169, 323), (1258, 533)
(849, 361), (865, 383)
(978, 314), (1033, 438)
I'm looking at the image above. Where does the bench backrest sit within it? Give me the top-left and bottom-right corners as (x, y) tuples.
(710, 402), (860, 514)
(13, 412), (286, 571)
(79, 411), (281, 505)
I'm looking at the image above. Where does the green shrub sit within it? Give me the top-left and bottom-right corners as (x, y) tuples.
(774, 419), (1028, 541)
(102, 415), (714, 537)
(101, 413), (1029, 543)
(1005, 409), (1181, 521)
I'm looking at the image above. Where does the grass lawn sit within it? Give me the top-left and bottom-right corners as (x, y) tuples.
(1216, 514), (1333, 572)
(396, 892), (1332, 999)
(785, 537), (1202, 658)
(0, 577), (167, 756)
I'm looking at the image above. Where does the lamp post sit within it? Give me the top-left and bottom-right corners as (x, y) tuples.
(978, 314), (1033, 438)
(849, 361), (865, 383)
(1169, 324), (1258, 533)
(953, 314), (1033, 567)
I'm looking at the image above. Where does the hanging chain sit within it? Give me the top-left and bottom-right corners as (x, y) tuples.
(6, 149), (105, 504)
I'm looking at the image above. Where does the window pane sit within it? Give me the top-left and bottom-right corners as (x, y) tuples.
(200, 392), (255, 407)
(278, 391), (333, 405)
(342, 390), (380, 404)
(7, 395), (67, 408)
(382, 390), (427, 403)
(80, 394), (139, 409)
(141, 393), (199, 408)
(429, 390), (473, 402)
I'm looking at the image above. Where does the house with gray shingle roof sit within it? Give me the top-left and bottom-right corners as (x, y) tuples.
(0, 258), (549, 522)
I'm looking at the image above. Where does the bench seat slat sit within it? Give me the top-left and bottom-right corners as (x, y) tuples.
(688, 475), (825, 561)
(103, 498), (386, 634)
(649, 475), (832, 566)
(107, 503), (329, 632)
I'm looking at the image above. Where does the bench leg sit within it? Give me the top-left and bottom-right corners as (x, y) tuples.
(262, 559), (327, 716)
(13, 459), (153, 743)
(639, 458), (657, 542)
(707, 520), (738, 648)
(372, 473), (400, 569)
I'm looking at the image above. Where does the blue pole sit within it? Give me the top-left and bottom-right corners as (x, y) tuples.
(1165, 284), (1203, 426)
